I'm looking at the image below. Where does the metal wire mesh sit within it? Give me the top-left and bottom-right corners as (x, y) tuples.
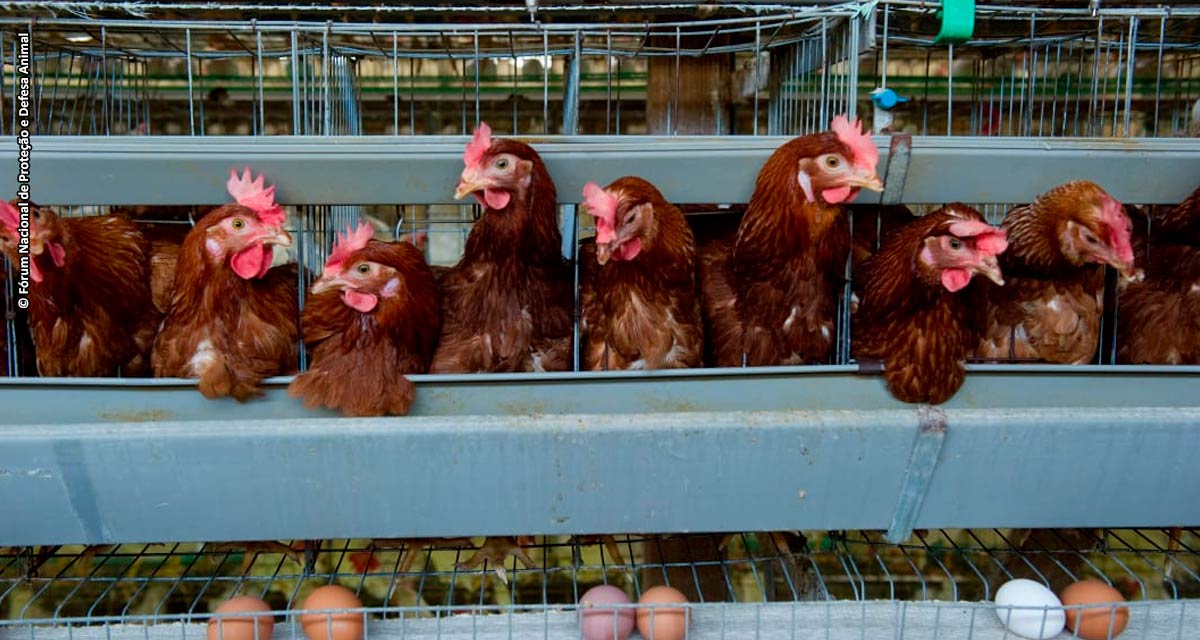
(2, 530), (1197, 638)
(2, 4), (1196, 377)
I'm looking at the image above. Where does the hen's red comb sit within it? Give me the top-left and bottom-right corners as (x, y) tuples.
(1100, 195), (1135, 266)
(325, 222), (376, 274)
(227, 168), (286, 227)
(582, 182), (619, 244)
(949, 219), (1008, 257)
(463, 122), (493, 171)
(831, 114), (879, 172)
(0, 200), (18, 230)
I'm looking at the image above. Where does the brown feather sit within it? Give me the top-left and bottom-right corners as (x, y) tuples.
(151, 204), (299, 401)
(431, 139), (572, 373)
(1118, 244), (1200, 364)
(579, 177), (703, 370)
(289, 240), (441, 416)
(854, 205), (992, 404)
(975, 182), (1119, 364)
(150, 240), (180, 315)
(5, 207), (159, 377)
(698, 132), (857, 367)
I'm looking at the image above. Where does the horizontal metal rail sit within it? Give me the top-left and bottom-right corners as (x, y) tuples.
(2, 366), (1198, 545)
(3, 136), (1199, 205)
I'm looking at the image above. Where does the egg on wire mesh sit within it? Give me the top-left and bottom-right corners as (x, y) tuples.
(1060, 580), (1130, 639)
(578, 585), (635, 640)
(993, 578), (1066, 639)
(207, 596), (275, 640)
(299, 585), (364, 640)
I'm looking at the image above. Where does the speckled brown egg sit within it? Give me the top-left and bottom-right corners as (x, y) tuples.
(636, 586), (689, 640)
(299, 585), (364, 640)
(207, 595), (274, 640)
(1060, 580), (1129, 639)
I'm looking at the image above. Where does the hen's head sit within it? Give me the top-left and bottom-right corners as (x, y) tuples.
(1039, 180), (1135, 276)
(0, 200), (66, 283)
(454, 122), (543, 211)
(916, 204), (1008, 292)
(196, 169), (291, 280)
(764, 115), (884, 206)
(582, 176), (671, 265)
(310, 222), (422, 314)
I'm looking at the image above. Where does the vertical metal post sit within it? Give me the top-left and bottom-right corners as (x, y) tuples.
(670, 27), (680, 135)
(322, 22), (331, 135)
(881, 3), (889, 88)
(848, 13), (859, 121)
(542, 30), (549, 133)
(753, 21), (761, 135)
(255, 22), (265, 136)
(392, 32), (398, 135)
(100, 25), (109, 135)
(946, 44), (954, 136)
(473, 31), (481, 127)
(819, 18), (829, 128)
(1123, 17), (1138, 137)
(562, 31), (581, 137)
(1026, 16), (1036, 137)
(1153, 16), (1165, 137)
(604, 30), (612, 134)
(290, 30), (300, 134)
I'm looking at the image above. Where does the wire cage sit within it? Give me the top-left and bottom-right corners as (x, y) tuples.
(4, 529), (1200, 639)
(2, 2), (1200, 639)
(1, 2), (1198, 375)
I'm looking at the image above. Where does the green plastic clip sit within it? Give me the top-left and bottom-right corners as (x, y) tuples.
(933, 0), (975, 45)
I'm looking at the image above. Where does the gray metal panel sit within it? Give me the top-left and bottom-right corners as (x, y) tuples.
(2, 367), (1198, 546)
(2, 136), (1198, 205)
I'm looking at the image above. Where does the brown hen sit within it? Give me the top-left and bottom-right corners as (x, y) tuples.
(578, 176), (703, 370)
(0, 201), (158, 377)
(699, 115), (884, 367)
(289, 224), (442, 416)
(854, 204), (1008, 404)
(431, 122), (572, 373)
(976, 180), (1135, 364)
(152, 169), (298, 400)
(1118, 184), (1200, 364)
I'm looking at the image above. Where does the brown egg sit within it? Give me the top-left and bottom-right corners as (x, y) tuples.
(299, 585), (364, 640)
(635, 586), (689, 640)
(207, 596), (275, 640)
(1060, 580), (1130, 640)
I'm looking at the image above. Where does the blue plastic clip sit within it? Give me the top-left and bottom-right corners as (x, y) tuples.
(870, 87), (909, 111)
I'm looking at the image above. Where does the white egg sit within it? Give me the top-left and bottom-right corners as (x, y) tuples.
(994, 579), (1067, 639)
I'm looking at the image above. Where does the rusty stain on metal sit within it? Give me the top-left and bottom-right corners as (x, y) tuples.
(98, 409), (174, 423)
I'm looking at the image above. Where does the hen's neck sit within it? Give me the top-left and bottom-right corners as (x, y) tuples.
(733, 194), (839, 276)
(1001, 204), (1080, 278)
(463, 179), (562, 267)
(171, 238), (255, 314)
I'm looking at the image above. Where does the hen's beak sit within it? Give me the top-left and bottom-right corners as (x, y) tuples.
(454, 169), (490, 201)
(848, 168), (885, 193)
(975, 255), (1005, 286)
(310, 274), (347, 295)
(1108, 253), (1138, 281)
(260, 228), (293, 248)
(596, 243), (613, 266)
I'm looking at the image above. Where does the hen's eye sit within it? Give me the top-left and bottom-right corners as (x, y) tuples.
(231, 218), (245, 230)
(823, 155), (842, 169)
(624, 211), (636, 224)
(495, 158), (510, 170)
(948, 238), (963, 250)
(1082, 230), (1099, 244)
(356, 263), (371, 275)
